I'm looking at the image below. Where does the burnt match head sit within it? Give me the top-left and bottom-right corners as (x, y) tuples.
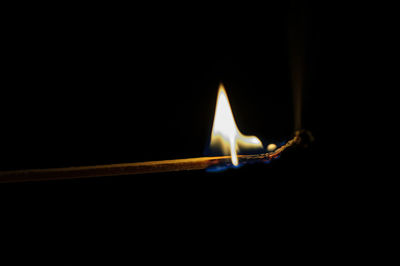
(295, 129), (314, 148)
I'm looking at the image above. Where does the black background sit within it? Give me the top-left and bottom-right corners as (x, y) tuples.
(2, 2), (305, 170)
(1, 1), (380, 263)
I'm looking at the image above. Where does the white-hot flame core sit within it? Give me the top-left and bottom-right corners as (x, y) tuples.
(210, 84), (263, 166)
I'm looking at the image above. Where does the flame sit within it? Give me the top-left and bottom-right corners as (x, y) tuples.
(210, 84), (263, 166)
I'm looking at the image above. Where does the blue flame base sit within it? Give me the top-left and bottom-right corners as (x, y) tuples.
(204, 139), (287, 173)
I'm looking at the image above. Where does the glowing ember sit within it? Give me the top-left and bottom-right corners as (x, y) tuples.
(209, 84), (263, 166)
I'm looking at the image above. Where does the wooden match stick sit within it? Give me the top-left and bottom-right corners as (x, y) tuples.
(0, 132), (302, 183)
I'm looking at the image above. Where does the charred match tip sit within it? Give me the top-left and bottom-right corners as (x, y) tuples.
(0, 131), (309, 183)
(294, 129), (314, 146)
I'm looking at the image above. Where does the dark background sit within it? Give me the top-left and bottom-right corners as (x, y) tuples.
(2, 2), (306, 170)
(1, 1), (377, 263)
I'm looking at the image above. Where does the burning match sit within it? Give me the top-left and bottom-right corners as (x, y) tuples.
(0, 132), (302, 183)
(0, 84), (308, 183)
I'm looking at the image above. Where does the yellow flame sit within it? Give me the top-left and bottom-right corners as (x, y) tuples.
(210, 84), (263, 166)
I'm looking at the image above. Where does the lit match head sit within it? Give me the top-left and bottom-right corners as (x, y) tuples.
(209, 84), (263, 166)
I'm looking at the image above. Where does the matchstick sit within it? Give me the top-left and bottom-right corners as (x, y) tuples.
(0, 132), (303, 183)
